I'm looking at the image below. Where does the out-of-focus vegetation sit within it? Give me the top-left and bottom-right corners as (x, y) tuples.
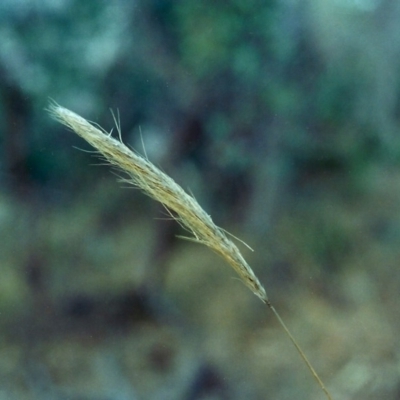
(1, 0), (400, 399)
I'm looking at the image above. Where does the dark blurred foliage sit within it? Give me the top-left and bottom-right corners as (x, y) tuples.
(2, 0), (398, 202)
(2, 0), (400, 399)
(2, 0), (398, 213)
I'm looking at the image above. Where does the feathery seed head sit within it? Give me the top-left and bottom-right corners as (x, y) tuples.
(49, 103), (268, 302)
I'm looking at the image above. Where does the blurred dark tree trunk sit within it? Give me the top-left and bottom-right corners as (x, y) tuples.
(1, 69), (32, 196)
(1, 68), (53, 317)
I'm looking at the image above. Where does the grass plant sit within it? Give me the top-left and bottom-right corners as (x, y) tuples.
(49, 103), (333, 400)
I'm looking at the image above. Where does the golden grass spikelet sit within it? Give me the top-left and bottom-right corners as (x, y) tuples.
(49, 103), (268, 302)
(49, 103), (333, 400)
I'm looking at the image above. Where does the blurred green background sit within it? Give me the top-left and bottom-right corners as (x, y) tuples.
(1, 0), (400, 399)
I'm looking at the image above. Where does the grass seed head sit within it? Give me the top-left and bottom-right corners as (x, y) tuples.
(49, 103), (268, 302)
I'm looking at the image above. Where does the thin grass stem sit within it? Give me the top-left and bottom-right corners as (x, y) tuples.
(265, 301), (333, 400)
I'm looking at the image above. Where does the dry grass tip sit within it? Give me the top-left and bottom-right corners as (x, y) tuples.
(49, 103), (267, 302)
